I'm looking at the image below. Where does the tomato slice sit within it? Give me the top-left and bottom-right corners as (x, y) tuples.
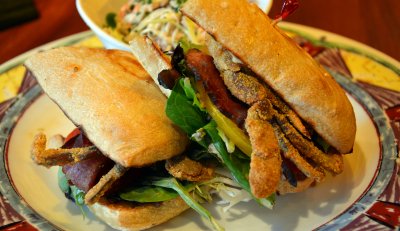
(64, 128), (81, 144)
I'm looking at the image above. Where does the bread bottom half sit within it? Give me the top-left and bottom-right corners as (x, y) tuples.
(88, 197), (189, 230)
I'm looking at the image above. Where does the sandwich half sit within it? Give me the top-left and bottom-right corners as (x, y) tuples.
(129, 0), (356, 201)
(25, 47), (220, 230)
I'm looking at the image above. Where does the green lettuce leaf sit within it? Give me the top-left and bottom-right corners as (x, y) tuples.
(58, 167), (70, 194)
(203, 121), (250, 190)
(57, 168), (86, 216)
(166, 78), (208, 135)
(120, 185), (179, 202)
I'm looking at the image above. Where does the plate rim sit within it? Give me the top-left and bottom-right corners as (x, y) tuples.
(0, 85), (57, 230)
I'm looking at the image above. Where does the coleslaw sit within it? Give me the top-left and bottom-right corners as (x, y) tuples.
(104, 0), (205, 51)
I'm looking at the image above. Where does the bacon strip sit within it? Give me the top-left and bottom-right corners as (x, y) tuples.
(158, 69), (180, 90)
(61, 130), (125, 197)
(185, 49), (248, 127)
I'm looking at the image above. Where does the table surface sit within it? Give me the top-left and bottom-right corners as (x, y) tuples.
(0, 0), (399, 64)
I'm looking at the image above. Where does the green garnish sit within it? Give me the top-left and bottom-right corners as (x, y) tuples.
(149, 177), (224, 231)
(57, 167), (70, 194)
(178, 37), (204, 53)
(166, 78), (208, 135)
(57, 168), (86, 216)
(204, 121), (275, 208)
(71, 186), (85, 206)
(181, 77), (203, 110)
(165, 76), (275, 208)
(120, 185), (179, 202)
(105, 12), (117, 29)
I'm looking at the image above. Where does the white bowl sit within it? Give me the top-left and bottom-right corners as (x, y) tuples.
(76, 0), (274, 51)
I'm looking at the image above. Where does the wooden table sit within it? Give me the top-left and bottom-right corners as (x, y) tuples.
(0, 0), (89, 64)
(0, 0), (399, 63)
(269, 0), (400, 61)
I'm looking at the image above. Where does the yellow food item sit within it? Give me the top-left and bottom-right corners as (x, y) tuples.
(0, 65), (25, 102)
(196, 82), (252, 156)
(341, 50), (400, 92)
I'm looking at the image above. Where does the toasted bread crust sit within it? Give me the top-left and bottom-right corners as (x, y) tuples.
(89, 197), (189, 230)
(25, 47), (188, 167)
(129, 34), (173, 97)
(181, 0), (356, 153)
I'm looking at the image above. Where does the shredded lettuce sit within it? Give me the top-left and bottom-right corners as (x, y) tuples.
(146, 177), (224, 231)
(202, 174), (252, 212)
(191, 127), (207, 143)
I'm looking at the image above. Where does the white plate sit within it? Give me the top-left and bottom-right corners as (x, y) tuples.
(0, 24), (399, 230)
(4, 89), (380, 231)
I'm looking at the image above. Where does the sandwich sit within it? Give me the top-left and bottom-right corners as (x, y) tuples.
(25, 47), (231, 230)
(129, 0), (356, 201)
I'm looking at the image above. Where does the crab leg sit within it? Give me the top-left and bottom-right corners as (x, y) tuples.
(262, 86), (311, 139)
(31, 133), (96, 168)
(275, 115), (344, 174)
(165, 155), (215, 182)
(84, 164), (128, 204)
(207, 36), (311, 138)
(245, 100), (281, 198)
(273, 124), (325, 182)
